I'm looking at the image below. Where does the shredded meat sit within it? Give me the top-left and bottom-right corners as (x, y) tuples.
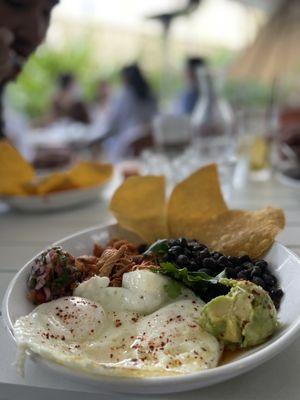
(93, 243), (104, 258)
(76, 238), (153, 286)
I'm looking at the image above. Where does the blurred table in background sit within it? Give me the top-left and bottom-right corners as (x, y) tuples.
(0, 177), (300, 400)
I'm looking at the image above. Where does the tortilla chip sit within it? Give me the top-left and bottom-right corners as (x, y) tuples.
(168, 164), (228, 238)
(190, 207), (285, 259)
(110, 176), (168, 242)
(35, 173), (77, 195)
(68, 162), (113, 188)
(0, 140), (35, 196)
(110, 163), (284, 257)
(34, 162), (113, 196)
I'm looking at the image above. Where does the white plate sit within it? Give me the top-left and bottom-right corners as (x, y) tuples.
(3, 224), (300, 394)
(1, 184), (107, 212)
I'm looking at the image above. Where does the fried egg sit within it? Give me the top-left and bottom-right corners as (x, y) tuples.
(14, 271), (222, 377)
(74, 270), (173, 314)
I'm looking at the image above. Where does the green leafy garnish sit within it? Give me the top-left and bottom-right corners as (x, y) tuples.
(155, 262), (228, 302)
(164, 281), (182, 299)
(55, 268), (70, 289)
(159, 262), (225, 285)
(143, 239), (169, 256)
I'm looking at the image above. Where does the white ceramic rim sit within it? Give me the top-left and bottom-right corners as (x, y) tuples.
(3, 224), (300, 390)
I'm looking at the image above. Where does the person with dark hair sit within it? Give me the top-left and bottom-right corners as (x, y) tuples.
(175, 56), (207, 115)
(95, 63), (158, 161)
(51, 72), (90, 124)
(0, 0), (59, 139)
(121, 64), (155, 102)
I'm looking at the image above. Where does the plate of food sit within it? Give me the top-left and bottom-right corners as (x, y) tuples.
(0, 140), (113, 212)
(3, 164), (300, 394)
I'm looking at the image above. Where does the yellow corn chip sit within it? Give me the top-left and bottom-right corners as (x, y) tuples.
(192, 207), (285, 259)
(110, 176), (168, 242)
(35, 173), (76, 195)
(167, 164), (228, 238)
(0, 140), (35, 196)
(68, 162), (113, 188)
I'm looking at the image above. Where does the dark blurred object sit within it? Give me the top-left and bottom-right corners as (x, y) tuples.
(277, 107), (300, 180)
(67, 101), (90, 125)
(121, 64), (156, 103)
(32, 146), (73, 171)
(119, 160), (141, 179)
(131, 131), (155, 157)
(147, 1), (202, 100)
(148, 0), (201, 26)
(280, 108), (300, 160)
(52, 73), (90, 125)
(177, 57), (207, 115)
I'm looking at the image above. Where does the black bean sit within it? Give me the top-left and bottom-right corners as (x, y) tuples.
(270, 288), (284, 299)
(237, 270), (251, 280)
(243, 262), (254, 270)
(239, 255), (251, 264)
(203, 258), (217, 270)
(252, 276), (266, 289)
(255, 260), (268, 270)
(235, 266), (244, 274)
(168, 239), (178, 247)
(225, 267), (237, 278)
(178, 238), (188, 247)
(197, 244), (208, 252)
(267, 285), (276, 294)
(188, 241), (204, 251)
(199, 249), (210, 259)
(188, 261), (198, 271)
(263, 273), (277, 286)
(169, 246), (183, 256)
(195, 258), (203, 268)
(176, 255), (189, 267)
(251, 266), (262, 277)
(184, 248), (193, 258)
(218, 256), (232, 267)
(228, 256), (240, 266)
(212, 252), (222, 260)
(217, 263), (225, 270)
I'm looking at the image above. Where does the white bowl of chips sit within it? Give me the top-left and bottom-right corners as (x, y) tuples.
(0, 140), (113, 212)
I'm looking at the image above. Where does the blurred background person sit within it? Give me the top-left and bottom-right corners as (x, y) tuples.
(51, 72), (90, 124)
(174, 57), (207, 116)
(90, 79), (111, 127)
(95, 63), (158, 161)
(0, 0), (59, 140)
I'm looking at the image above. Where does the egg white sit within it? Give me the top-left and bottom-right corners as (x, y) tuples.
(14, 271), (223, 377)
(74, 270), (174, 314)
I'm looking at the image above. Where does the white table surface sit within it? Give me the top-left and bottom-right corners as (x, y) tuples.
(1, 177), (300, 400)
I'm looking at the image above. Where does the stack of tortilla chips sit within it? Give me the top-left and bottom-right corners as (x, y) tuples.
(0, 140), (113, 197)
(110, 164), (285, 259)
